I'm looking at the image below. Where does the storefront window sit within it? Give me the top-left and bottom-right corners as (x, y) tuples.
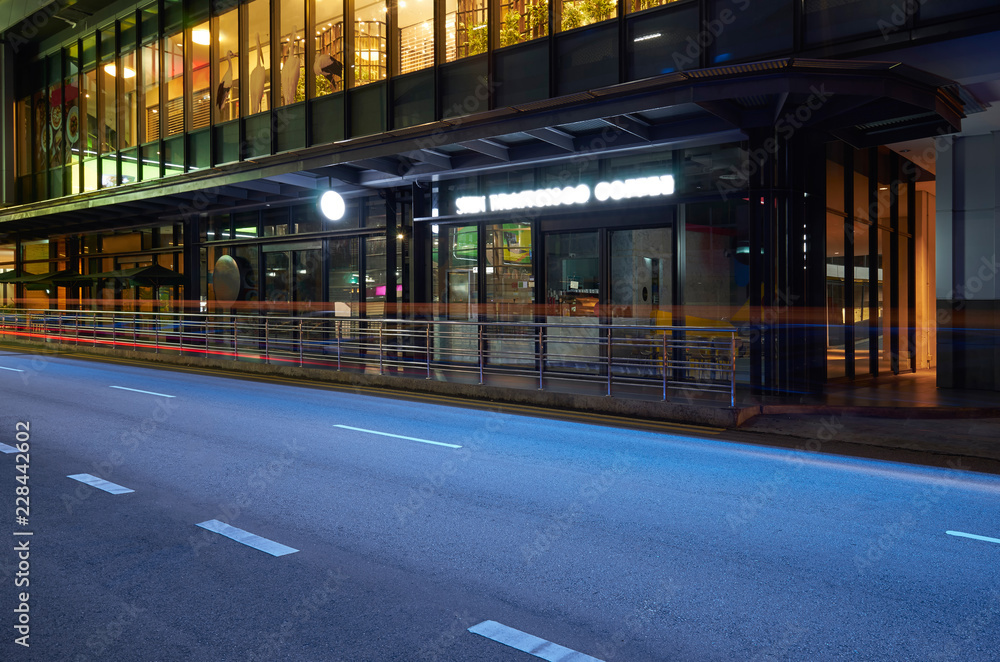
(446, 0), (487, 58)
(189, 21), (211, 130)
(366, 236), (388, 315)
(627, 0), (683, 12)
(215, 7), (241, 121)
(313, 0), (345, 95)
(433, 225), (478, 320)
(245, 0), (271, 115)
(83, 68), (98, 161)
(63, 50), (81, 195)
(485, 223), (533, 320)
(610, 227), (672, 322)
(498, 0), (547, 47)
(399, 0), (435, 73)
(329, 237), (360, 315)
(279, 0), (305, 105)
(354, 0), (388, 86)
(684, 201), (740, 326)
(545, 232), (598, 317)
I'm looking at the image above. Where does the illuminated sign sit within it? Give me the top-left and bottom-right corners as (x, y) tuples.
(455, 175), (674, 216)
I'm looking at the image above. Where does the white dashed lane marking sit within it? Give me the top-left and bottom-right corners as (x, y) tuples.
(195, 519), (299, 556)
(67, 473), (135, 494)
(110, 385), (176, 398)
(947, 530), (1000, 545)
(334, 424), (462, 449)
(468, 620), (604, 662)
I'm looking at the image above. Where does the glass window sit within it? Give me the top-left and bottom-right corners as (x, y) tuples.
(164, 32), (184, 136)
(279, 0), (305, 105)
(485, 223), (533, 320)
(265, 251), (291, 304)
(545, 232), (598, 317)
(853, 219), (872, 376)
(16, 97), (31, 177)
(498, 0), (547, 47)
(365, 236), (388, 314)
(245, 0), (271, 115)
(433, 224), (478, 320)
(557, 0), (615, 32)
(354, 0), (387, 86)
(98, 63), (116, 156)
(399, 0), (434, 73)
(610, 227), (672, 322)
(329, 237), (360, 315)
(313, 0), (345, 95)
(118, 51), (139, 150)
(445, 0), (486, 59)
(63, 57), (81, 194)
(363, 197), (386, 228)
(190, 21), (211, 130)
(82, 68), (98, 160)
(628, 0), (683, 12)
(263, 207), (290, 236)
(140, 40), (160, 143)
(684, 201), (740, 324)
(33, 91), (47, 175)
(215, 8), (241, 122)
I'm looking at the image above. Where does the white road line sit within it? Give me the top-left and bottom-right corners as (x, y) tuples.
(195, 519), (299, 557)
(0, 442), (18, 454)
(334, 424), (462, 449)
(946, 530), (1000, 545)
(67, 473), (135, 494)
(0, 366), (24, 372)
(110, 385), (176, 398)
(468, 620), (604, 662)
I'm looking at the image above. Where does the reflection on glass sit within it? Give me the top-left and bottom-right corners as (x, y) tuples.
(245, 0), (271, 115)
(546, 232), (598, 317)
(279, 0), (305, 105)
(444, 0), (486, 59)
(610, 227), (672, 322)
(329, 237), (360, 315)
(83, 69), (98, 159)
(163, 32), (184, 136)
(498, 0), (547, 47)
(627, 0), (683, 11)
(215, 8), (240, 121)
(485, 223), (533, 320)
(354, 0), (387, 86)
(433, 225), (478, 320)
(313, 0), (345, 95)
(140, 41), (160, 143)
(189, 21), (211, 130)
(399, 0), (435, 73)
(119, 51), (138, 150)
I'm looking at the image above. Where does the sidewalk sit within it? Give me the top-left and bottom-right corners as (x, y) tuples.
(733, 371), (1000, 470)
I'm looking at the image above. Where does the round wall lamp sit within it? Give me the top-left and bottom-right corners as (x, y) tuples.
(320, 190), (346, 221)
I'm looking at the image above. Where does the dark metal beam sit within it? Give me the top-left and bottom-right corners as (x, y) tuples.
(601, 114), (652, 141)
(524, 127), (577, 152)
(457, 139), (510, 161)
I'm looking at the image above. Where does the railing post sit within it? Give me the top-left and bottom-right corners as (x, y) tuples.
(730, 332), (737, 408)
(75, 313), (80, 346)
(111, 312), (116, 349)
(478, 323), (484, 385)
(264, 318), (269, 364)
(233, 317), (238, 360)
(154, 315), (159, 353)
(425, 324), (431, 380)
(132, 314), (137, 348)
(606, 326), (613, 397)
(205, 317), (210, 354)
(662, 331), (668, 401)
(538, 325), (544, 390)
(378, 323), (384, 376)
(336, 320), (342, 371)
(299, 320), (304, 367)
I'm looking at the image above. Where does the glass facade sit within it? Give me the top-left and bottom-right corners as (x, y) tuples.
(9, 0), (994, 203)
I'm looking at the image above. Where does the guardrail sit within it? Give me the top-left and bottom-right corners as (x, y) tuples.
(0, 309), (741, 406)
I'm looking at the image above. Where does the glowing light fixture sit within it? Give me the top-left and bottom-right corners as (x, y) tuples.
(192, 29), (211, 45)
(320, 191), (346, 221)
(104, 64), (136, 78)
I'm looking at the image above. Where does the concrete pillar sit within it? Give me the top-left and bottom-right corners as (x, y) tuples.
(936, 131), (1000, 390)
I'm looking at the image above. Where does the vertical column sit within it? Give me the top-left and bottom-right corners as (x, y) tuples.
(0, 40), (14, 205)
(935, 132), (1000, 390)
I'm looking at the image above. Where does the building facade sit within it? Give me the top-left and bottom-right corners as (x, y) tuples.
(1, 0), (998, 392)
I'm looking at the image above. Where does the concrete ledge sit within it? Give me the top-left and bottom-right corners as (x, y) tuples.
(0, 337), (752, 429)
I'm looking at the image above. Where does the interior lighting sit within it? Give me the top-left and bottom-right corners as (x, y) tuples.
(104, 64), (136, 78)
(192, 29), (211, 45)
(320, 190), (346, 221)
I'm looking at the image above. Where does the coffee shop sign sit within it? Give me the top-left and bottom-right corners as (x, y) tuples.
(455, 174), (675, 215)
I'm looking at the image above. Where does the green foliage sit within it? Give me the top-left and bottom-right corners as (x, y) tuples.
(500, 10), (522, 48)
(526, 0), (549, 37)
(464, 23), (488, 56)
(561, 4), (584, 30)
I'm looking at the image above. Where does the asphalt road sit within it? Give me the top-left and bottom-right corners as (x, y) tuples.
(0, 348), (998, 661)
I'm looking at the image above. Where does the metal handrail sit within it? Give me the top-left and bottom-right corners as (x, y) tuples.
(0, 309), (742, 406)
